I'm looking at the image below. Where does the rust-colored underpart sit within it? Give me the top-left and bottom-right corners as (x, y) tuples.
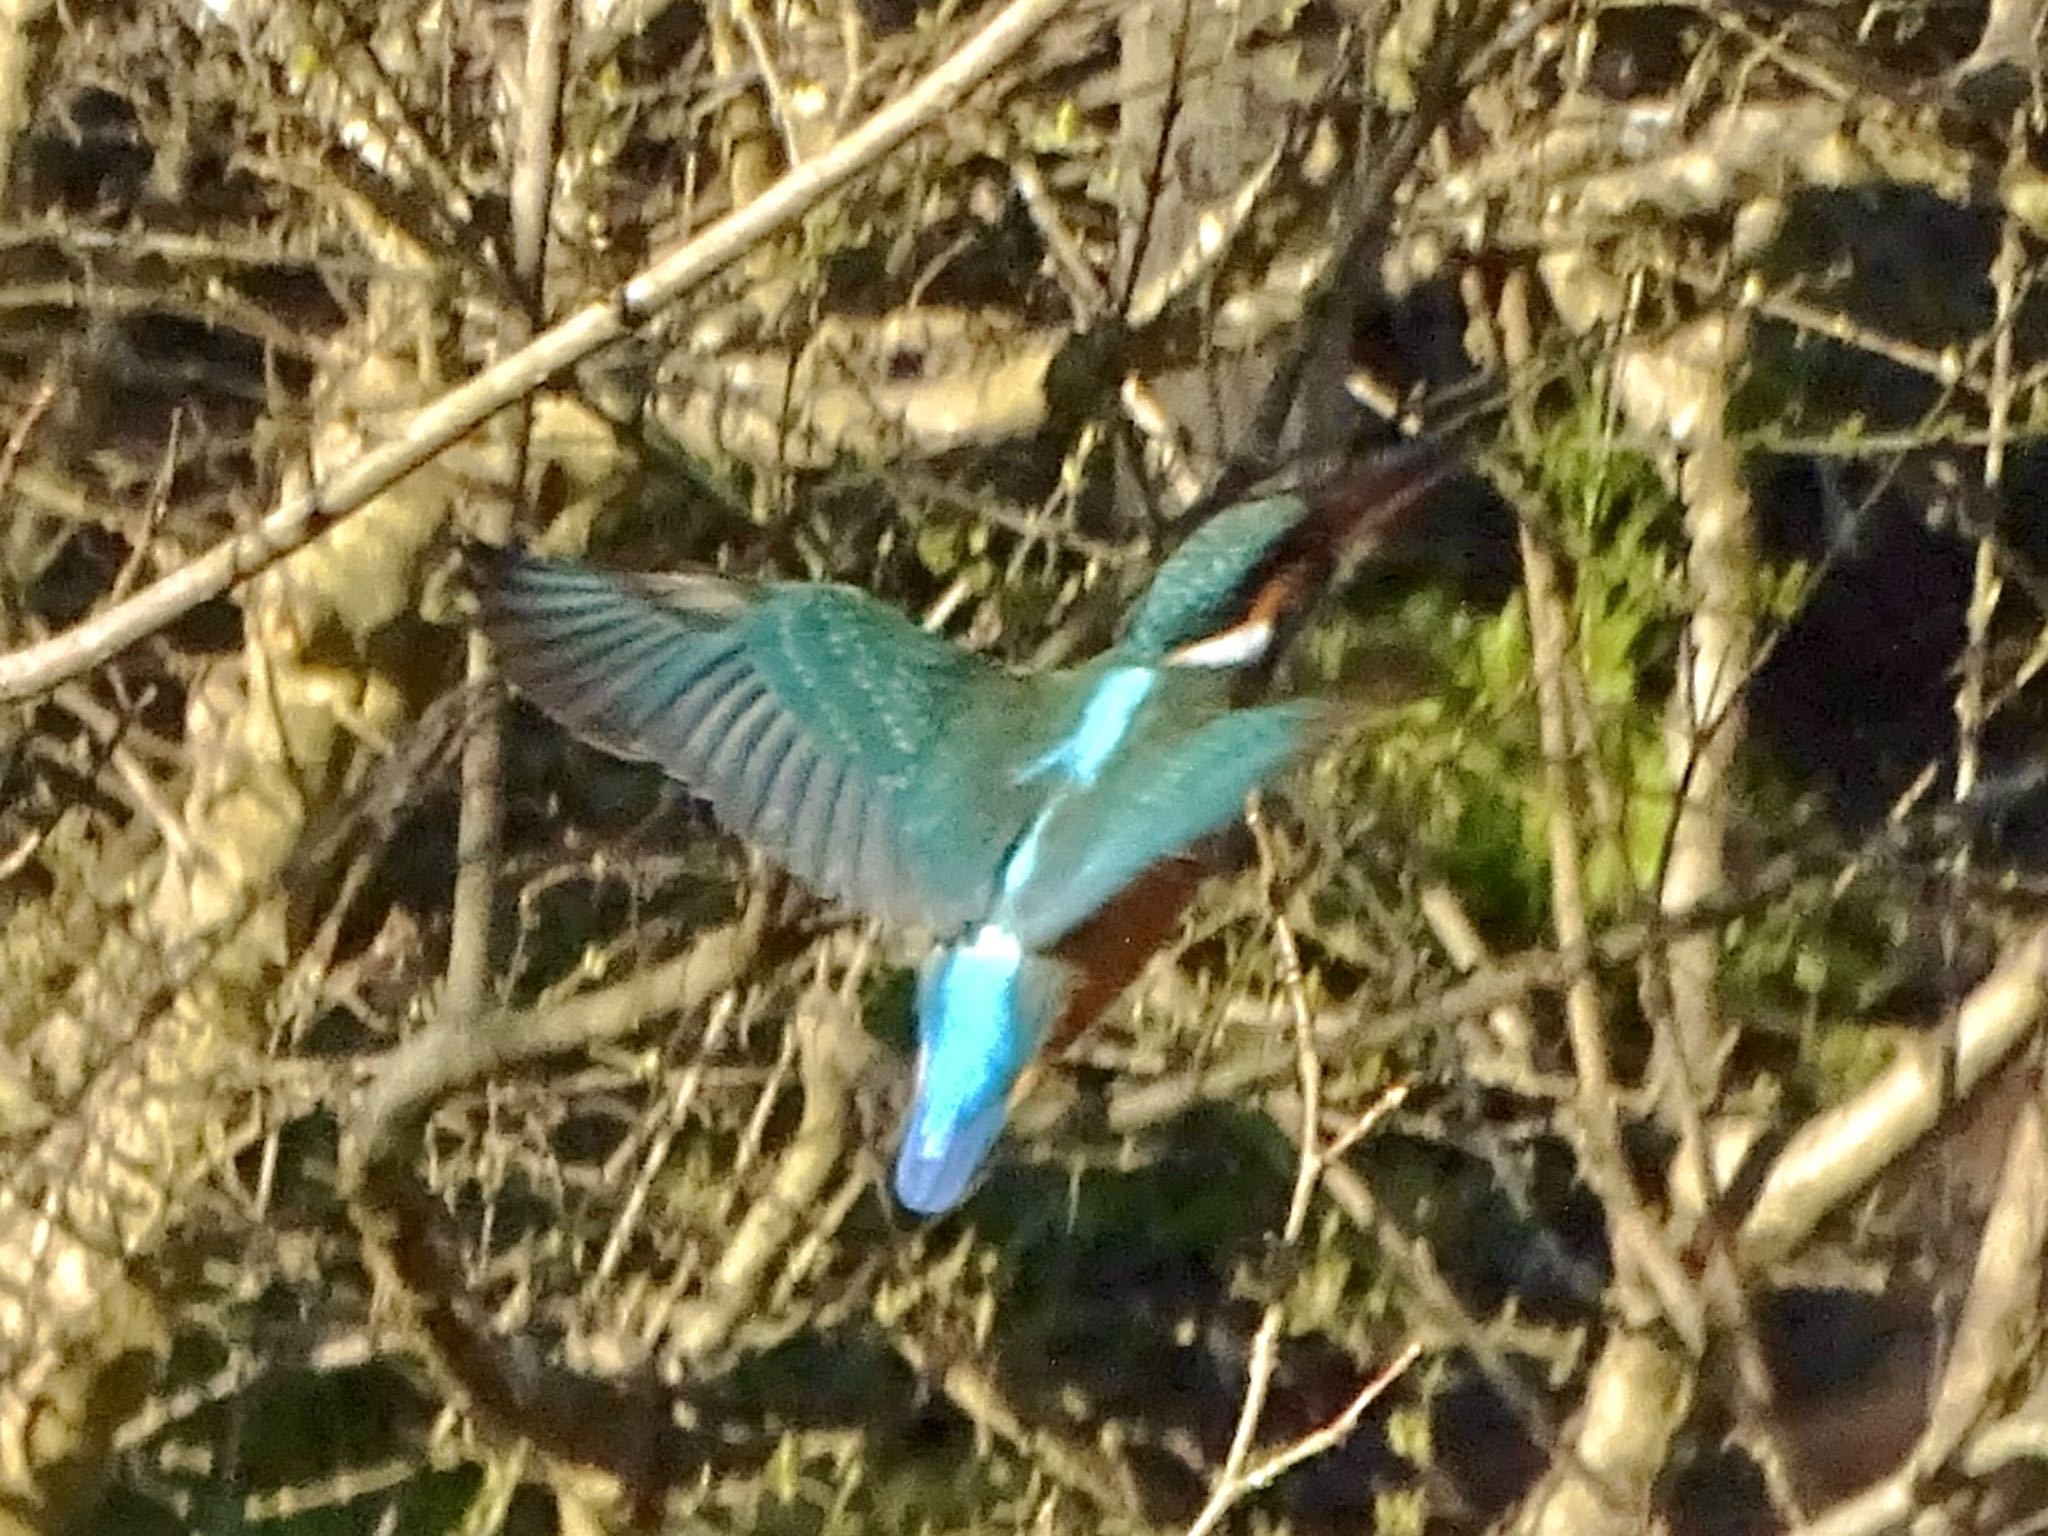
(1048, 851), (1215, 1052)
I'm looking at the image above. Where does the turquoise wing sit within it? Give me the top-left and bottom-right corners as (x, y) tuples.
(470, 545), (1023, 930)
(995, 699), (1324, 946)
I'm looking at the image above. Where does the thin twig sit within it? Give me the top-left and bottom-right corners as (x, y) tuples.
(0, 0), (1074, 703)
(1182, 799), (1383, 1536)
(1502, 269), (1704, 1348)
(348, 903), (767, 1171)
(445, 0), (568, 1027)
(731, 0), (807, 167)
(1183, 1342), (1423, 1536)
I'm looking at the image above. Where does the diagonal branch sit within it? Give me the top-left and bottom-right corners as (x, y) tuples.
(0, 0), (1073, 703)
(1738, 919), (2048, 1269)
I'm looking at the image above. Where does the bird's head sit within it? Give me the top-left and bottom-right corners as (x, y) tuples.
(1114, 439), (1454, 671)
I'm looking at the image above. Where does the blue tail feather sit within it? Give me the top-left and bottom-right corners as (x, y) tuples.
(895, 1093), (1013, 1216)
(893, 926), (1069, 1215)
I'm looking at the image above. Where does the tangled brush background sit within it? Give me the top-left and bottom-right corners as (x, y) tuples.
(6, 1), (2048, 1533)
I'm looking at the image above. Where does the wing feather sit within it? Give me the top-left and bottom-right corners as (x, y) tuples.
(666, 656), (755, 752)
(819, 760), (873, 902)
(737, 713), (802, 831)
(996, 700), (1325, 946)
(704, 689), (778, 788)
(470, 544), (1021, 928)
(788, 754), (845, 888)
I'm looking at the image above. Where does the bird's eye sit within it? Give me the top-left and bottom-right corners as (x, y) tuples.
(886, 348), (926, 381)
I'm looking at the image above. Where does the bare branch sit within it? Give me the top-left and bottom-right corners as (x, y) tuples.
(0, 0), (1075, 702)
(1740, 921), (2048, 1268)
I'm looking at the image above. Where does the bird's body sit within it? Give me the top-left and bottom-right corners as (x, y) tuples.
(471, 443), (1450, 1214)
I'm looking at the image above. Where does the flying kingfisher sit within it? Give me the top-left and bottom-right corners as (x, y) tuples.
(469, 443), (1450, 1214)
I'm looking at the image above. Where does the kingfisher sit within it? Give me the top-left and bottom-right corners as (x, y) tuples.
(469, 442), (1450, 1215)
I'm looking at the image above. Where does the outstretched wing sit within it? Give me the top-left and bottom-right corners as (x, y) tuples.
(995, 700), (1325, 947)
(469, 544), (1019, 929)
